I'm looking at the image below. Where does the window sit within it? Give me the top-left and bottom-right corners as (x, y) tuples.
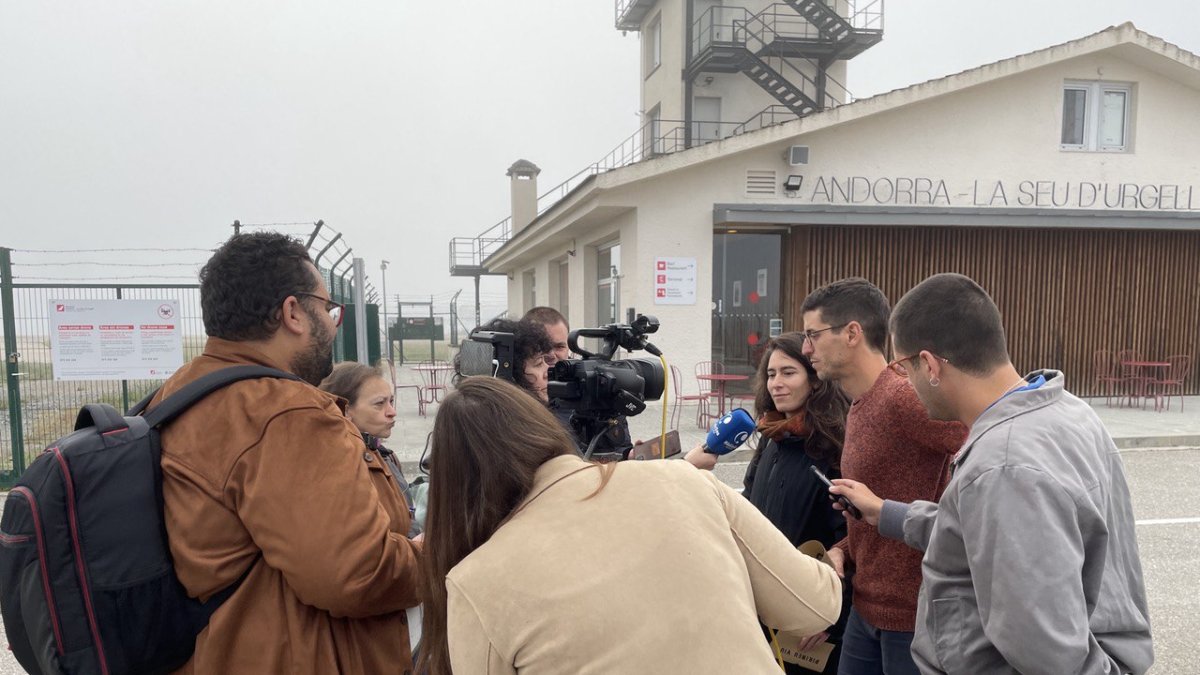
(1061, 81), (1132, 152)
(644, 16), (661, 76)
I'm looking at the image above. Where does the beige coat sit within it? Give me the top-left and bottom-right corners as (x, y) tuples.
(447, 454), (843, 674)
(154, 338), (422, 674)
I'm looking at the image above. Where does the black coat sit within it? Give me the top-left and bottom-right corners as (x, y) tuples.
(743, 433), (852, 675)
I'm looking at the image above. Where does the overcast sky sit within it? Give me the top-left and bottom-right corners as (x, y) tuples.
(2, 1), (1198, 318)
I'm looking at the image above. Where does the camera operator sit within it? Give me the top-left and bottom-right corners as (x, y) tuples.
(524, 306), (634, 457)
(454, 317), (554, 402)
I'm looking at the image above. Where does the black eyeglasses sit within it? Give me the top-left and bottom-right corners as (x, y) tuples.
(295, 292), (345, 327)
(801, 323), (849, 343)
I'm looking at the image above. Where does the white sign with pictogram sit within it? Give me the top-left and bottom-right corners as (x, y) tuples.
(653, 257), (697, 305)
(48, 299), (184, 380)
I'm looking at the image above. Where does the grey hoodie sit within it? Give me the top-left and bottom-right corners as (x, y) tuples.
(879, 370), (1153, 675)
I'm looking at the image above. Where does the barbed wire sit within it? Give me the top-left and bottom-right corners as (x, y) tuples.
(14, 275), (200, 281)
(13, 247), (213, 253)
(237, 222), (317, 229)
(14, 261), (202, 268)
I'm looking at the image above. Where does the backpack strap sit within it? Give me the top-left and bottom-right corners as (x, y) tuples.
(143, 365), (303, 428)
(127, 388), (159, 416)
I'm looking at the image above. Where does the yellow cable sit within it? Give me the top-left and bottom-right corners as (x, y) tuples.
(658, 355), (669, 459)
(769, 628), (786, 670)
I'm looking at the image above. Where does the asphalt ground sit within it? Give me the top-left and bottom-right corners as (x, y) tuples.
(0, 447), (1195, 673)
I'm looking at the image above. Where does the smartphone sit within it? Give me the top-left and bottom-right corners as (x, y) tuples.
(809, 465), (863, 520)
(628, 431), (683, 461)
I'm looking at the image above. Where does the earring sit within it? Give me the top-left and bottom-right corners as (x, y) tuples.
(929, 377), (940, 387)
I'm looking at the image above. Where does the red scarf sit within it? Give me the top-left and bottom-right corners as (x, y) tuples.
(757, 410), (809, 442)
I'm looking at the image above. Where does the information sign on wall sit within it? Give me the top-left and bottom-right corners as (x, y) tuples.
(48, 299), (184, 380)
(653, 257), (697, 305)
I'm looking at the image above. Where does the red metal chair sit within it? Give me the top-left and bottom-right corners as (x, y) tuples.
(387, 360), (427, 416)
(1153, 355), (1192, 412)
(695, 361), (724, 427)
(1114, 349), (1147, 407)
(419, 360), (451, 404)
(1092, 350), (1124, 407)
(671, 364), (710, 430)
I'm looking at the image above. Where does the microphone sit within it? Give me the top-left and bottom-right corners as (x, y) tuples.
(702, 408), (756, 455)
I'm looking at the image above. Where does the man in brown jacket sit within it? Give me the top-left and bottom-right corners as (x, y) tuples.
(152, 233), (422, 673)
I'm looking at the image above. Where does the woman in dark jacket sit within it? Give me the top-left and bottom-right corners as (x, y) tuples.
(689, 332), (851, 673)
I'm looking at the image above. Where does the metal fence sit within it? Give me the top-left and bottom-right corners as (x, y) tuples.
(0, 280), (205, 485)
(1, 236), (381, 487)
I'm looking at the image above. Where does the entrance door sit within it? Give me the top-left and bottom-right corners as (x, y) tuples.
(712, 232), (784, 387)
(596, 243), (621, 325)
(693, 96), (722, 144)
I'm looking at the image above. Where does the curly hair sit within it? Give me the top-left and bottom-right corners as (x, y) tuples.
(199, 232), (317, 341)
(454, 318), (553, 397)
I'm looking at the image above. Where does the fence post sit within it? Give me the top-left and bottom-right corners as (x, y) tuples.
(1, 248), (26, 475)
(428, 296), (435, 362)
(116, 286), (130, 411)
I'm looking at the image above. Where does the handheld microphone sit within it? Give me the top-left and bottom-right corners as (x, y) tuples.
(702, 408), (756, 455)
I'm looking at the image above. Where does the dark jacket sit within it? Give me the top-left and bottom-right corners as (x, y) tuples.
(743, 433), (852, 675)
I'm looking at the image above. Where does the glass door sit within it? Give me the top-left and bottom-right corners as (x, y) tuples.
(712, 232), (783, 391)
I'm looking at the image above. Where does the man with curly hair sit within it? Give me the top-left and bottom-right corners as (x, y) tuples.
(149, 232), (422, 673)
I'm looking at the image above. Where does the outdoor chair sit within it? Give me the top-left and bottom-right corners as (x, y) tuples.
(695, 361), (724, 427)
(1153, 354), (1193, 412)
(1114, 349), (1149, 407)
(670, 364), (710, 430)
(387, 360), (427, 416)
(419, 360), (452, 404)
(1092, 349), (1124, 407)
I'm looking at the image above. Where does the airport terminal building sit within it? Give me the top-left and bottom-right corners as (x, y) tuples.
(450, 4), (1200, 397)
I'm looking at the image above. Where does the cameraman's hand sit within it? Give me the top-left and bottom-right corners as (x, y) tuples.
(684, 444), (717, 471)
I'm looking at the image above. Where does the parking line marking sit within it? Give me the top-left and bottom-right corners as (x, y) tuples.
(1136, 517), (1200, 526)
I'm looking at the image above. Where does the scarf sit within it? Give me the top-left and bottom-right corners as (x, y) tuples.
(756, 409), (809, 442)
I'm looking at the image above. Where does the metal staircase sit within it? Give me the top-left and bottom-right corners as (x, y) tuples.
(688, 4), (861, 116)
(780, 0), (882, 58)
(738, 51), (821, 116)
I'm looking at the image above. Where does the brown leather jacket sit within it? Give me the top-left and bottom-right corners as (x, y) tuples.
(152, 338), (421, 673)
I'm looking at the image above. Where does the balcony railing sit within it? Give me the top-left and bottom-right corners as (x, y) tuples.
(847, 0), (884, 31)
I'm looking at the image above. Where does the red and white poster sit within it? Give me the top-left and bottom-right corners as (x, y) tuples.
(653, 257), (697, 306)
(48, 299), (184, 380)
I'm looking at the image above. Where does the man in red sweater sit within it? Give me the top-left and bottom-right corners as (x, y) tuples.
(801, 278), (966, 675)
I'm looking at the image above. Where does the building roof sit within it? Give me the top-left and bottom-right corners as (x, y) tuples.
(486, 22), (1200, 268)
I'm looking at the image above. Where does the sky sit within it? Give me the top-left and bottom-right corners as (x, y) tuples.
(2, 0), (1198, 320)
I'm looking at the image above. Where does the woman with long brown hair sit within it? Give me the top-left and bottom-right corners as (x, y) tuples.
(418, 377), (843, 675)
(687, 332), (852, 674)
(318, 362), (421, 535)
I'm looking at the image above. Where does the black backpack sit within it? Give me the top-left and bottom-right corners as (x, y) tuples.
(0, 365), (300, 675)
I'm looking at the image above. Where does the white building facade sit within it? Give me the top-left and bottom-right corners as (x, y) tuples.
(455, 17), (1200, 397)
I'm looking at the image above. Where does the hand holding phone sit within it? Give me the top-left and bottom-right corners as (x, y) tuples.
(809, 465), (863, 520)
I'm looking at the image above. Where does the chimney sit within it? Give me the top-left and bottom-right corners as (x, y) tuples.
(507, 159), (541, 234)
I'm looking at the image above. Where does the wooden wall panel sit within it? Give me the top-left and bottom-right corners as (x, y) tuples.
(786, 226), (1200, 397)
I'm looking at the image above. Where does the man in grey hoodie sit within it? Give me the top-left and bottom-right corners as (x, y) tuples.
(830, 273), (1153, 675)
